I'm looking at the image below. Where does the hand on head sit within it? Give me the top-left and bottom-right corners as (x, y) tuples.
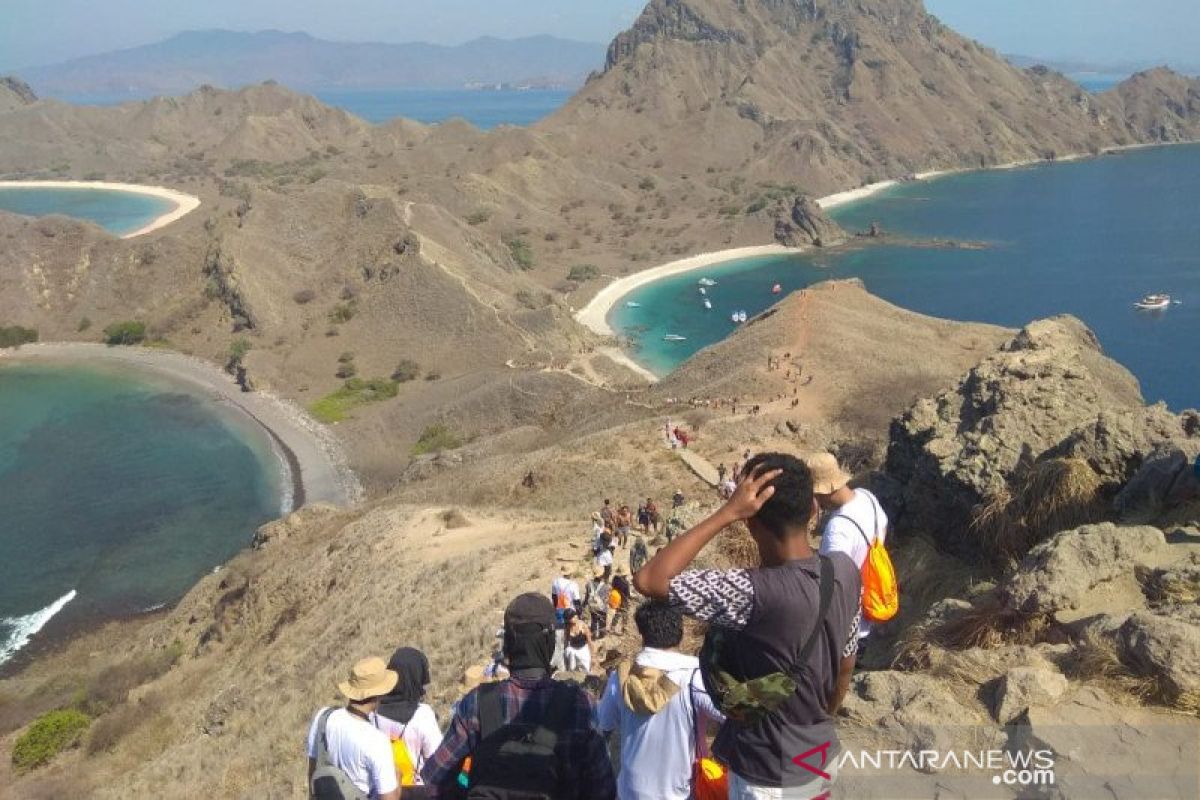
(723, 465), (783, 522)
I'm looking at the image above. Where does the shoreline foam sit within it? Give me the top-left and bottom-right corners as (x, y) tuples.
(573, 142), (1179, 377)
(1, 343), (364, 510)
(0, 180), (201, 238)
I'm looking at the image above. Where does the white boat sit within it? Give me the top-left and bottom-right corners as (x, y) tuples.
(625, 301), (641, 308)
(1134, 293), (1172, 310)
(730, 312), (740, 323)
(663, 334), (687, 341)
(737, 310), (748, 323)
(699, 287), (707, 296)
(703, 299), (712, 309)
(698, 278), (717, 287)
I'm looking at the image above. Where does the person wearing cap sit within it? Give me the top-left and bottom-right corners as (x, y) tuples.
(610, 564), (632, 636)
(421, 593), (616, 798)
(306, 657), (402, 800)
(584, 566), (612, 639)
(551, 565), (582, 625)
(804, 451), (889, 653)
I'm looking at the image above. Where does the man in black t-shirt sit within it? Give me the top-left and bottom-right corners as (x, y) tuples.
(635, 453), (860, 798)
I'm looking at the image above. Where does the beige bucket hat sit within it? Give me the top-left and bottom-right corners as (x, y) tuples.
(338, 656), (399, 702)
(805, 451), (851, 495)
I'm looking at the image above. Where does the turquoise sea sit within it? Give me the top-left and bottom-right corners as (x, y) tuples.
(0, 186), (173, 236)
(0, 361), (283, 667)
(58, 88), (574, 130)
(610, 144), (1200, 411)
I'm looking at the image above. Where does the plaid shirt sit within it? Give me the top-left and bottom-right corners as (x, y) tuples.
(421, 675), (615, 799)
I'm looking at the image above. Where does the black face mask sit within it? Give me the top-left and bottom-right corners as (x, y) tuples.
(377, 647), (431, 724)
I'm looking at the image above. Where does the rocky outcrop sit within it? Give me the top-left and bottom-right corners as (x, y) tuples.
(992, 664), (1069, 724)
(1117, 612), (1200, 705)
(1001, 523), (1166, 617)
(884, 315), (1198, 555)
(0, 76), (37, 108)
(772, 195), (846, 247)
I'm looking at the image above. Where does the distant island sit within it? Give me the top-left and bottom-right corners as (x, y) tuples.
(19, 30), (607, 98)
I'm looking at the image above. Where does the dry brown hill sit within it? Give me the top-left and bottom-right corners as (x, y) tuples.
(544, 0), (1200, 194)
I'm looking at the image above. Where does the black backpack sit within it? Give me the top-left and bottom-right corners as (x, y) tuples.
(466, 682), (575, 799)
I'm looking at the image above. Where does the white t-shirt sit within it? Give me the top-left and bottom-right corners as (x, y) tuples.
(305, 707), (399, 798)
(595, 548), (614, 569)
(819, 488), (888, 639)
(552, 576), (581, 604)
(372, 703), (444, 784)
(597, 648), (724, 800)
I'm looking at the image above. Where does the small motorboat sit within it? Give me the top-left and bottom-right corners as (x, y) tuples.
(663, 334), (688, 342)
(772, 283), (782, 295)
(1134, 293), (1172, 310)
(699, 287), (707, 296)
(703, 298), (712, 309)
(730, 311), (740, 323)
(698, 278), (717, 287)
(625, 301), (641, 308)
(738, 310), (748, 323)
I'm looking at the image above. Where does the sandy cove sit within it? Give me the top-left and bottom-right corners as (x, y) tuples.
(0, 180), (201, 238)
(1, 343), (364, 510)
(574, 142), (1173, 378)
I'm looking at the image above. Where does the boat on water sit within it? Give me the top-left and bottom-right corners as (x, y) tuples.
(699, 287), (707, 296)
(731, 310), (748, 323)
(1134, 293), (1172, 310)
(703, 298), (712, 309)
(625, 301), (641, 308)
(663, 334), (687, 341)
(698, 278), (717, 287)
(772, 283), (782, 295)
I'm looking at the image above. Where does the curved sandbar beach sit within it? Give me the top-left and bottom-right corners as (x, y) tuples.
(0, 343), (364, 510)
(0, 180), (201, 238)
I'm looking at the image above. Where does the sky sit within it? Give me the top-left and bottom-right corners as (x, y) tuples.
(1, 0), (1197, 72)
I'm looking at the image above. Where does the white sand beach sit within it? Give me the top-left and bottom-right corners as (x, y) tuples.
(0, 343), (364, 510)
(0, 180), (201, 238)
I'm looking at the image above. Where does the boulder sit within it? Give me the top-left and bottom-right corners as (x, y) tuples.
(992, 665), (1069, 724)
(1117, 612), (1200, 704)
(884, 317), (1147, 555)
(773, 195), (847, 248)
(1001, 523), (1166, 616)
(1114, 447), (1200, 516)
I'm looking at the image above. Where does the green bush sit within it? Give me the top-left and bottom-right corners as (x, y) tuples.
(638, 177), (657, 191)
(412, 423), (463, 456)
(0, 325), (38, 348)
(309, 378), (399, 423)
(466, 210), (491, 226)
(103, 321), (146, 346)
(391, 359), (421, 383)
(227, 338), (252, 367)
(328, 303), (356, 324)
(503, 235), (535, 271)
(76, 317), (92, 333)
(745, 197), (769, 214)
(566, 264), (600, 282)
(11, 709), (91, 773)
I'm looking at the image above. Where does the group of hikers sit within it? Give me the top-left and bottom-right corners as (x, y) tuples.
(308, 450), (897, 800)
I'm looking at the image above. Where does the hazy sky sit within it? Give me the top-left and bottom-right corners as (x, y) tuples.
(1, 0), (1197, 72)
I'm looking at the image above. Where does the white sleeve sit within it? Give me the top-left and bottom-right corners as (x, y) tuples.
(366, 733), (400, 796)
(416, 704), (444, 759)
(596, 671), (621, 733)
(305, 710), (321, 759)
(820, 519), (862, 564)
(689, 670), (725, 726)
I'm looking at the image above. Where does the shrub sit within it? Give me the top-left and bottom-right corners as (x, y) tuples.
(102, 321), (146, 346)
(292, 289), (316, 305)
(745, 197), (769, 214)
(391, 359), (421, 383)
(227, 338), (252, 367)
(412, 423), (463, 456)
(0, 325), (38, 348)
(76, 317), (92, 333)
(328, 303), (356, 324)
(337, 351), (355, 364)
(466, 210), (491, 226)
(335, 362), (357, 379)
(11, 709), (91, 773)
(309, 378), (399, 423)
(567, 264), (600, 282)
(638, 177), (656, 191)
(503, 235), (535, 271)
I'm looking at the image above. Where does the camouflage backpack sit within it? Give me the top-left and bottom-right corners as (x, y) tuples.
(698, 556), (834, 726)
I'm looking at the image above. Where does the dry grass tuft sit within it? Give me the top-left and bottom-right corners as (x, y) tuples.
(1138, 565), (1200, 606)
(440, 508), (473, 529)
(716, 521), (760, 570)
(972, 458), (1104, 565)
(1066, 627), (1164, 702)
(896, 592), (1049, 668)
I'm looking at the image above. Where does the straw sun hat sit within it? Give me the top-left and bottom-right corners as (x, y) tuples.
(804, 452), (851, 495)
(338, 656), (399, 702)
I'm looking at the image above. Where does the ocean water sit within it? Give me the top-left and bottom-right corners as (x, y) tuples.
(57, 88), (573, 130)
(0, 186), (174, 235)
(0, 361), (283, 667)
(610, 144), (1200, 411)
